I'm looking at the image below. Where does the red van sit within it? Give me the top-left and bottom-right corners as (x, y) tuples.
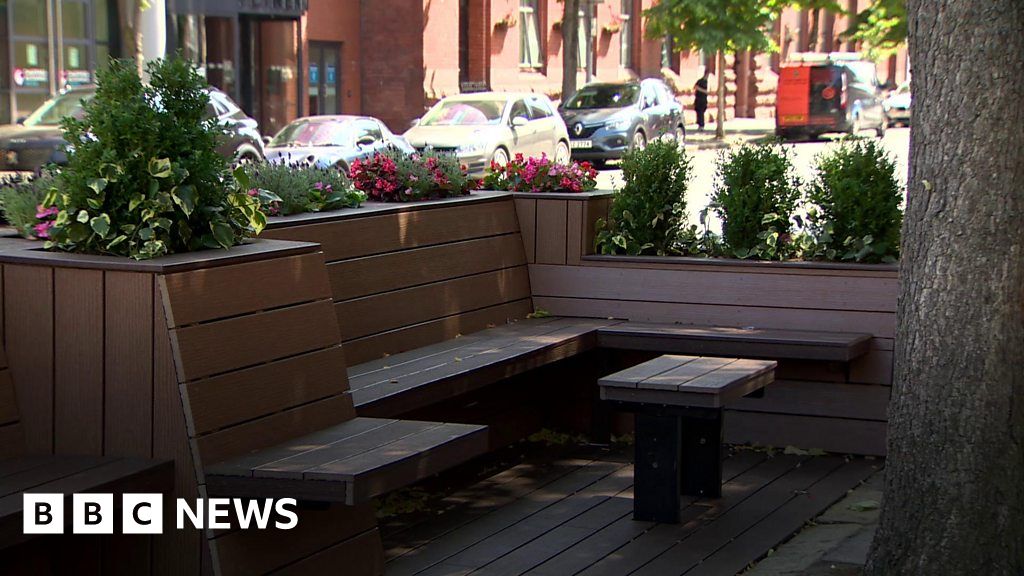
(775, 53), (887, 139)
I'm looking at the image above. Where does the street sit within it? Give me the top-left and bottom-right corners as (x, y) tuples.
(594, 126), (911, 233)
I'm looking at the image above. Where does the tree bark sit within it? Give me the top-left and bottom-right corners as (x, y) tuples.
(866, 2), (1024, 575)
(118, 0), (145, 73)
(561, 0), (581, 100)
(715, 50), (726, 139)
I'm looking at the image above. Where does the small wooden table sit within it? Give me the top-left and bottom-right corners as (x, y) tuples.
(599, 355), (776, 523)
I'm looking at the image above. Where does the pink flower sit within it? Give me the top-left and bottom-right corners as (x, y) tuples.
(33, 221), (53, 239)
(36, 205), (59, 219)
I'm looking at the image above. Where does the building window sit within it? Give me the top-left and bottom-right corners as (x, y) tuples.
(620, 0), (632, 69)
(519, 0), (542, 68)
(661, 35), (674, 69)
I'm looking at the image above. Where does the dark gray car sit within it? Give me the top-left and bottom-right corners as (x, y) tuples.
(0, 86), (264, 176)
(559, 79), (684, 166)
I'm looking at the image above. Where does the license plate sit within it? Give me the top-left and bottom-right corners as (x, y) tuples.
(570, 140), (592, 149)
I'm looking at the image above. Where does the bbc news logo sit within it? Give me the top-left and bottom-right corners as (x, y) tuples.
(24, 494), (299, 534)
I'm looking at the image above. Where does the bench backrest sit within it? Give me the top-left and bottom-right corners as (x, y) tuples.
(158, 249), (354, 473)
(263, 195), (532, 364)
(0, 345), (24, 460)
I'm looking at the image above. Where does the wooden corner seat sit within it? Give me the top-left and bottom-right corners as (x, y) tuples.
(158, 250), (488, 508)
(0, 346), (172, 550)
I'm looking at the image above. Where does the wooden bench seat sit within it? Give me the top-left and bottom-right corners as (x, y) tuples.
(205, 418), (486, 505)
(596, 322), (872, 362)
(348, 317), (618, 417)
(0, 346), (171, 551)
(599, 355), (776, 523)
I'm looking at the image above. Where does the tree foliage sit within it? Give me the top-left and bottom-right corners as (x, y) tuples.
(843, 0), (907, 58)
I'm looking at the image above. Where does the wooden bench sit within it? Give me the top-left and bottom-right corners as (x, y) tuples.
(599, 355), (776, 523)
(156, 249), (489, 571)
(0, 345), (172, 551)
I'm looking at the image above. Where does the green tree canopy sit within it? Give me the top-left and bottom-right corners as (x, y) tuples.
(843, 0), (907, 58)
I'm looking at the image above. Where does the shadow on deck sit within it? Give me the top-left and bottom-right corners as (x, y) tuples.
(380, 445), (880, 576)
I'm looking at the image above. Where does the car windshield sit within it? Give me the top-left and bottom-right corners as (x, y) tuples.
(843, 62), (877, 85)
(420, 99), (506, 126)
(563, 85), (639, 110)
(22, 90), (92, 126)
(269, 119), (353, 147)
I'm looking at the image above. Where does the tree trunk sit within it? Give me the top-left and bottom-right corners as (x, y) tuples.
(118, 0), (144, 73)
(866, 2), (1024, 575)
(715, 50), (726, 139)
(561, 0), (581, 100)
(807, 8), (820, 52)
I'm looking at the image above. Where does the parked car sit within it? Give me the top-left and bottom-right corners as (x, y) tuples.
(264, 115), (413, 172)
(404, 92), (570, 176)
(0, 86), (264, 177)
(775, 53), (887, 139)
(883, 82), (911, 127)
(559, 79), (685, 166)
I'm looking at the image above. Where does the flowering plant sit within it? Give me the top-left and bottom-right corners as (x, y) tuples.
(349, 148), (476, 202)
(0, 170), (58, 239)
(234, 159), (364, 216)
(481, 153), (598, 193)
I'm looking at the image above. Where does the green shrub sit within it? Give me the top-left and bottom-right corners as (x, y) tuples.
(710, 142), (801, 260)
(805, 138), (903, 262)
(595, 140), (691, 255)
(42, 57), (265, 260)
(236, 160), (365, 216)
(0, 172), (57, 238)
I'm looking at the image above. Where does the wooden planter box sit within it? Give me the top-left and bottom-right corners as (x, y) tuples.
(262, 191), (534, 364)
(0, 239), (371, 575)
(518, 191), (898, 455)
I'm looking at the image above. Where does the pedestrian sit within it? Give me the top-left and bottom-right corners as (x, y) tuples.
(694, 67), (710, 132)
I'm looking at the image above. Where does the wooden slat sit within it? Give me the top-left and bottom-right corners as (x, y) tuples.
(725, 410), (888, 456)
(211, 504), (377, 576)
(254, 419), (442, 479)
(152, 284), (203, 576)
(535, 200), (568, 265)
(193, 395), (353, 467)
(327, 233), (527, 301)
(336, 267), (531, 341)
(673, 358), (775, 393)
(583, 197), (610, 258)
(269, 527), (384, 576)
(160, 252), (331, 327)
(514, 198), (537, 264)
(530, 263), (899, 313)
(580, 253), (899, 277)
(3, 265), (54, 454)
(169, 299), (341, 381)
(53, 268), (104, 455)
(0, 423), (24, 460)
(0, 370), (17, 426)
(104, 271), (154, 457)
(730, 379), (890, 421)
(534, 296), (896, 338)
(0, 456), (110, 497)
(642, 357), (738, 390)
(342, 299), (534, 365)
(566, 201), (583, 266)
(263, 199), (521, 262)
(598, 355), (696, 388)
(183, 346), (351, 435)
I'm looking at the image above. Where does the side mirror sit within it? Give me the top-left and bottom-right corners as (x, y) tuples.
(262, 135), (272, 146)
(511, 116), (529, 127)
(15, 116), (26, 125)
(356, 135), (377, 147)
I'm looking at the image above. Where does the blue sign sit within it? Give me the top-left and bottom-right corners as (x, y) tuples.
(326, 66), (337, 85)
(309, 64), (319, 84)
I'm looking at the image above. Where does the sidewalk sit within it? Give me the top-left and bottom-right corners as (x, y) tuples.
(744, 466), (884, 575)
(685, 117), (776, 150)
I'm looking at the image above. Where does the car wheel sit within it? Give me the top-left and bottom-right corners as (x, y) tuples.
(236, 151), (260, 165)
(631, 130), (647, 151)
(554, 141), (571, 165)
(674, 125), (686, 144)
(335, 162), (350, 176)
(491, 147), (510, 167)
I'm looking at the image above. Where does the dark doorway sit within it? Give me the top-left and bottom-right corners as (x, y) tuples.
(308, 41), (341, 115)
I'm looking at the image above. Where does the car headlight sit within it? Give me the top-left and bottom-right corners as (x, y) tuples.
(457, 142), (486, 155)
(604, 118), (632, 131)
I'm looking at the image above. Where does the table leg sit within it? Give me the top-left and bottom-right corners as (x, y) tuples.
(633, 413), (682, 523)
(680, 408), (723, 498)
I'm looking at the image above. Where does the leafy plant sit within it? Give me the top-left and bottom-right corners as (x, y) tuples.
(805, 138), (903, 263)
(42, 57), (265, 260)
(482, 153), (598, 193)
(0, 171), (58, 239)
(349, 148), (476, 202)
(235, 160), (365, 216)
(710, 142), (801, 260)
(595, 140), (691, 255)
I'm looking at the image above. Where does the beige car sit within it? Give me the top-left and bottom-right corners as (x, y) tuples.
(404, 92), (571, 176)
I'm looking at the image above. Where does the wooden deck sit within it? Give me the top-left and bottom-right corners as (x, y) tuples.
(381, 445), (879, 576)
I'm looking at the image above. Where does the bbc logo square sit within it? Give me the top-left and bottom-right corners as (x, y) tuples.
(23, 494), (63, 534)
(73, 493), (114, 534)
(123, 494), (163, 534)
